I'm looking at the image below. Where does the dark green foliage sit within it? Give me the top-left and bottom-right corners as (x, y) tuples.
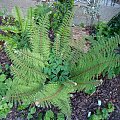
(0, 6), (33, 50)
(12, 31), (31, 50)
(33, 1), (74, 40)
(34, 3), (51, 23)
(27, 106), (36, 120)
(95, 22), (111, 37)
(89, 102), (114, 120)
(44, 50), (70, 83)
(0, 74), (7, 98)
(0, 16), (15, 26)
(58, 0), (74, 10)
(96, 12), (120, 38)
(0, 65), (12, 99)
(50, 0), (74, 32)
(44, 110), (54, 120)
(37, 110), (65, 120)
(0, 66), (13, 119)
(108, 12), (120, 36)
(0, 98), (13, 119)
(92, 13), (120, 78)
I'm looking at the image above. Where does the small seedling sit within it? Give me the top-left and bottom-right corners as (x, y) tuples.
(88, 102), (114, 120)
(27, 106), (36, 120)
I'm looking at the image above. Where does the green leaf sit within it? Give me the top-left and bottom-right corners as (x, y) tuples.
(52, 76), (58, 82)
(17, 104), (28, 111)
(30, 107), (36, 114)
(0, 95), (2, 100)
(37, 112), (43, 120)
(0, 66), (2, 73)
(85, 85), (96, 94)
(27, 113), (33, 120)
(56, 67), (61, 73)
(44, 110), (54, 120)
(44, 67), (49, 74)
(108, 69), (115, 79)
(61, 72), (69, 76)
(102, 108), (109, 119)
(89, 114), (101, 120)
(57, 113), (65, 120)
(52, 69), (57, 74)
(107, 103), (114, 113)
(0, 75), (6, 81)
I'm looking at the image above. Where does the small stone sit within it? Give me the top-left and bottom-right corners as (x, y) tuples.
(98, 100), (102, 106)
(88, 111), (91, 117)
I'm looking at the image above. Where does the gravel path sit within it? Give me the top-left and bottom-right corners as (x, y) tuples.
(0, 0), (120, 25)
(73, 5), (120, 25)
(0, 0), (37, 15)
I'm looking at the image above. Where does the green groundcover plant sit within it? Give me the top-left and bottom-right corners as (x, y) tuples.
(89, 102), (114, 120)
(0, 66), (13, 119)
(94, 12), (120, 38)
(0, 6), (120, 119)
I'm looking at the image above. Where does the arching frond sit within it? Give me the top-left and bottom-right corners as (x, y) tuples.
(12, 6), (24, 30)
(30, 15), (50, 61)
(70, 35), (120, 91)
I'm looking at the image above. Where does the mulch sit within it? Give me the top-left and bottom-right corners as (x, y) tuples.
(71, 75), (120, 120)
(0, 46), (11, 71)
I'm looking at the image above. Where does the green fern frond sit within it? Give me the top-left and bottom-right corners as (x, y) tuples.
(54, 11), (73, 60)
(53, 34), (61, 56)
(0, 26), (19, 33)
(0, 34), (13, 42)
(35, 83), (74, 116)
(0, 7), (34, 50)
(12, 6), (24, 30)
(57, 12), (72, 43)
(30, 15), (50, 61)
(6, 46), (46, 102)
(70, 35), (120, 91)
(23, 7), (33, 32)
(91, 35), (120, 54)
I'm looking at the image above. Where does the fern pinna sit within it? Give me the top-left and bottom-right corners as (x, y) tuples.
(0, 7), (120, 118)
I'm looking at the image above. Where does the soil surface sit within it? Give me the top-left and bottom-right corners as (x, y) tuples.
(0, 46), (11, 71)
(71, 75), (120, 120)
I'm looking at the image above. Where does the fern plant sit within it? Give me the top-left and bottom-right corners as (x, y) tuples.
(1, 7), (120, 119)
(0, 6), (33, 49)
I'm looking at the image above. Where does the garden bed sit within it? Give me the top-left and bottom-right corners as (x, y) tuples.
(0, 2), (120, 120)
(71, 75), (120, 120)
(0, 26), (120, 119)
